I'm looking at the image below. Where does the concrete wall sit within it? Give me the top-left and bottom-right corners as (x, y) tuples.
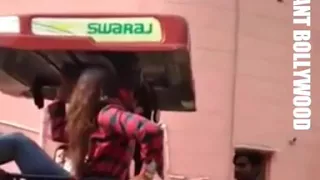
(0, 0), (319, 180)
(233, 1), (320, 180)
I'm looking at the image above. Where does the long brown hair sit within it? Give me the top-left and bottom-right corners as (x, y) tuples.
(66, 66), (118, 177)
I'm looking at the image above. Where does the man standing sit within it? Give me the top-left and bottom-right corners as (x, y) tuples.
(109, 52), (161, 178)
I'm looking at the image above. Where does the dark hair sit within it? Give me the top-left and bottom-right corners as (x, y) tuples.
(233, 151), (263, 166)
(135, 80), (159, 122)
(66, 66), (118, 177)
(60, 63), (82, 82)
(104, 52), (159, 122)
(106, 52), (141, 90)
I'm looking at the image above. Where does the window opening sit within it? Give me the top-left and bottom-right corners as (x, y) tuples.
(234, 146), (274, 180)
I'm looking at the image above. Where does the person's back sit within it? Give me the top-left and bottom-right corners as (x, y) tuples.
(84, 101), (163, 179)
(0, 66), (164, 180)
(49, 67), (164, 179)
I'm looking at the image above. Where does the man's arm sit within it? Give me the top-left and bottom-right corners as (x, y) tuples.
(40, 111), (50, 147)
(99, 108), (164, 178)
(46, 100), (68, 143)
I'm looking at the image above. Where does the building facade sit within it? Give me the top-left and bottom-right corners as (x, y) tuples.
(0, 0), (319, 179)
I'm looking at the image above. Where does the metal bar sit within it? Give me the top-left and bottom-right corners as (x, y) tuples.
(0, 120), (39, 134)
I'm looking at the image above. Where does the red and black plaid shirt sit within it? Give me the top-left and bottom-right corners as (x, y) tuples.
(46, 99), (164, 180)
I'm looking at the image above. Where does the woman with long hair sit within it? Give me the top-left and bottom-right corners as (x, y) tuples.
(0, 66), (164, 180)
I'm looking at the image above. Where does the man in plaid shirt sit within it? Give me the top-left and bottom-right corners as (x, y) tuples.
(48, 97), (164, 180)
(47, 56), (164, 179)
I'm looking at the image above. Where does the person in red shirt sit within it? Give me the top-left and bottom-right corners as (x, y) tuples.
(0, 66), (164, 180)
(132, 81), (159, 176)
(52, 58), (160, 179)
(108, 52), (160, 179)
(118, 81), (160, 180)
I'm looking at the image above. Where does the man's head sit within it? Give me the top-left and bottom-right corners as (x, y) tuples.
(54, 145), (68, 165)
(105, 52), (144, 110)
(233, 151), (263, 180)
(107, 52), (142, 90)
(60, 63), (82, 84)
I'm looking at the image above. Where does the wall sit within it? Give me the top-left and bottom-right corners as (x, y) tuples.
(0, 0), (319, 180)
(0, 0), (237, 179)
(233, 1), (320, 180)
(0, 0), (240, 179)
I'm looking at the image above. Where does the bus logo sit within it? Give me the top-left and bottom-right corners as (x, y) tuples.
(87, 22), (153, 35)
(31, 17), (162, 42)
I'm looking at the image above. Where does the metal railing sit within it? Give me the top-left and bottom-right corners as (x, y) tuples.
(0, 119), (39, 135)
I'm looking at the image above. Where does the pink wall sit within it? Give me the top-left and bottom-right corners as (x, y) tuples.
(233, 1), (320, 180)
(0, 0), (320, 179)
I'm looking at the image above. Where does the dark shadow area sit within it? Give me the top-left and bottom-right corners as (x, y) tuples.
(233, 149), (270, 180)
(0, 48), (195, 111)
